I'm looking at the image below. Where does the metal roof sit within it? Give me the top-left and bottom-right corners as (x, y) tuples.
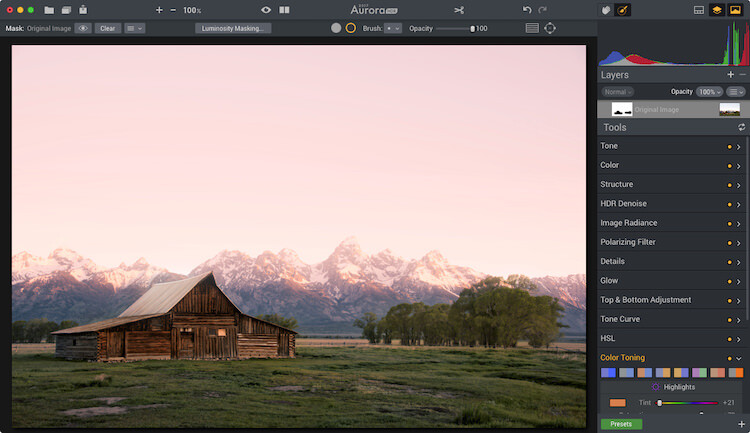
(118, 271), (215, 317)
(51, 314), (166, 335)
(52, 271), (298, 335)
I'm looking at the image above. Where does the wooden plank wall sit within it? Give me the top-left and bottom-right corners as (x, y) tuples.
(237, 334), (279, 358)
(171, 280), (237, 315)
(93, 316), (171, 361)
(239, 315), (292, 335)
(54, 334), (98, 360)
(172, 314), (235, 328)
(125, 331), (171, 359)
(179, 332), (194, 359)
(278, 333), (290, 357)
(97, 332), (107, 361)
(192, 326), (238, 359)
(107, 331), (125, 358)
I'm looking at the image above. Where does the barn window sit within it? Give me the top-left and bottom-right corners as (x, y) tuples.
(217, 329), (226, 337)
(150, 318), (163, 330)
(208, 329), (217, 336)
(72, 339), (77, 346)
(180, 327), (192, 332)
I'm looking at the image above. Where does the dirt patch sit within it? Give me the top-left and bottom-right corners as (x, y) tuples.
(61, 406), (128, 417)
(61, 404), (168, 418)
(356, 379), (458, 399)
(130, 404), (169, 410)
(92, 397), (127, 405)
(267, 385), (305, 392)
(202, 392), (223, 398)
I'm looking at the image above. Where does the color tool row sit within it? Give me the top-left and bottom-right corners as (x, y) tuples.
(601, 367), (744, 378)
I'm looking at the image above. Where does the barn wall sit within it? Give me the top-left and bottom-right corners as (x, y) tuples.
(97, 332), (107, 361)
(171, 280), (237, 315)
(172, 314), (235, 328)
(237, 334), (279, 358)
(90, 316), (171, 361)
(55, 334), (98, 360)
(125, 331), (171, 359)
(237, 315), (296, 358)
(239, 315), (293, 335)
(187, 326), (238, 359)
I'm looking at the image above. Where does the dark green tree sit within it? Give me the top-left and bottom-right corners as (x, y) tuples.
(506, 274), (538, 291)
(383, 303), (416, 345)
(12, 321), (27, 343)
(377, 316), (393, 344)
(448, 276), (564, 348)
(525, 296), (566, 348)
(59, 320), (79, 330)
(257, 313), (299, 330)
(353, 312), (381, 344)
(24, 318), (59, 343)
(422, 303), (450, 346)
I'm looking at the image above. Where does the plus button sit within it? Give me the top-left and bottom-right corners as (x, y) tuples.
(155, 6), (163, 13)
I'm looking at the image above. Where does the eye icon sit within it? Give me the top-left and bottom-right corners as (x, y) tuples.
(261, 6), (271, 14)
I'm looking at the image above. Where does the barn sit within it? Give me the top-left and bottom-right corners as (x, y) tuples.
(51, 271), (297, 361)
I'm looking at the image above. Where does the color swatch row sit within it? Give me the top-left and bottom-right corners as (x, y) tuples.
(601, 367), (744, 378)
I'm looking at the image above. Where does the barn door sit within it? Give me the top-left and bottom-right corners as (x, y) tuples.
(107, 331), (125, 358)
(277, 334), (289, 357)
(179, 331), (194, 359)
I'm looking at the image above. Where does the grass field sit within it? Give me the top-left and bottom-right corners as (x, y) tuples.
(11, 345), (586, 428)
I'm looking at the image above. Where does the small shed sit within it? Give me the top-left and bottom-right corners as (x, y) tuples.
(52, 271), (297, 361)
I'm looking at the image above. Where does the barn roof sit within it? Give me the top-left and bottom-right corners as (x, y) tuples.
(51, 314), (166, 335)
(52, 271), (298, 335)
(118, 271), (241, 317)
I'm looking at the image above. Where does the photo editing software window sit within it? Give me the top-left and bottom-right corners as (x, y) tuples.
(3, 0), (750, 432)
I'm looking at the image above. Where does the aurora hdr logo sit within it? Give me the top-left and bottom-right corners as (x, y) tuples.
(350, 3), (398, 15)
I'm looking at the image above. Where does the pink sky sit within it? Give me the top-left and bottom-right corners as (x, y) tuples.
(12, 45), (586, 276)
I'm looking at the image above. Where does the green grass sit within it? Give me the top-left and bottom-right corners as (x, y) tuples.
(11, 346), (585, 428)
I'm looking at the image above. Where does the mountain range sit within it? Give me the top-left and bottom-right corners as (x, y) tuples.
(11, 238), (586, 335)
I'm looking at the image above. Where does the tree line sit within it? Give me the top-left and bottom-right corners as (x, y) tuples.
(256, 313), (298, 330)
(353, 276), (567, 348)
(12, 318), (79, 343)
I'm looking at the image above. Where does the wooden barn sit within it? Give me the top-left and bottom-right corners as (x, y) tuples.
(51, 271), (297, 361)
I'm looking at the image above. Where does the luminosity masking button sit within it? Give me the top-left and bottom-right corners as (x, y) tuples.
(601, 419), (643, 430)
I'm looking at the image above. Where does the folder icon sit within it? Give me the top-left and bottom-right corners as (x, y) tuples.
(44, 6), (54, 14)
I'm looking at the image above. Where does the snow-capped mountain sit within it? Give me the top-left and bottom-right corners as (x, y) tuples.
(12, 249), (185, 325)
(12, 248), (105, 285)
(11, 241), (586, 334)
(188, 237), (486, 306)
(13, 248), (173, 293)
(531, 274), (586, 334)
(532, 274), (586, 311)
